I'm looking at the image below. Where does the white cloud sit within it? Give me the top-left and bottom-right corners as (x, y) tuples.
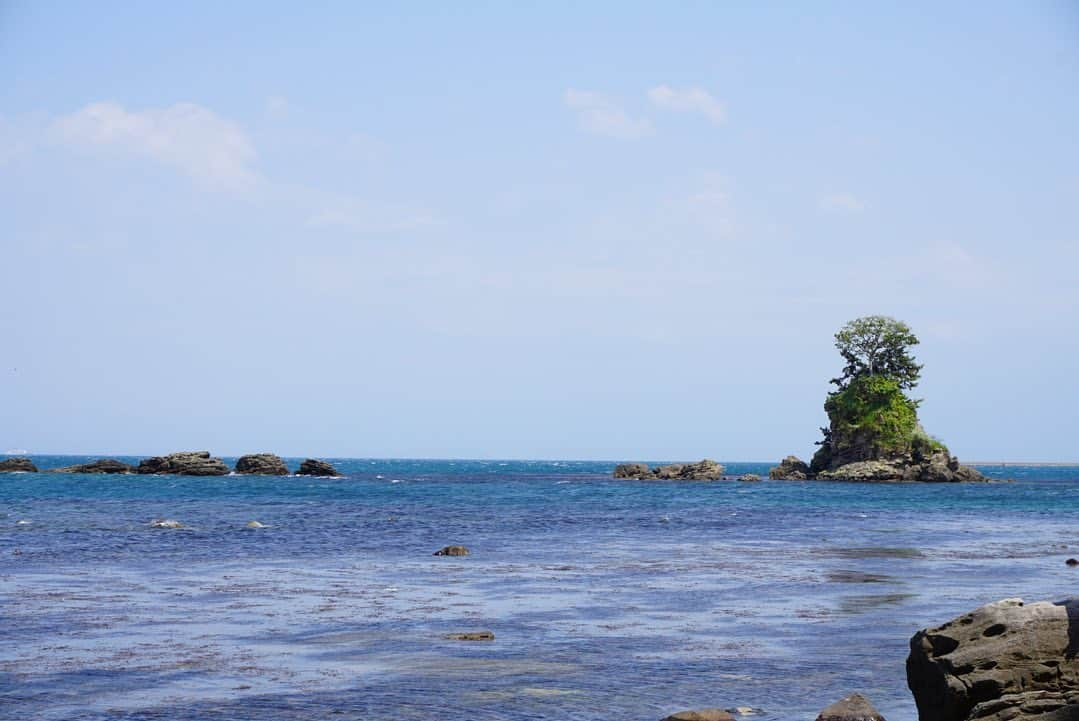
(564, 89), (651, 140)
(647, 85), (725, 124)
(51, 102), (258, 190)
(818, 192), (864, 213)
(308, 198), (438, 234)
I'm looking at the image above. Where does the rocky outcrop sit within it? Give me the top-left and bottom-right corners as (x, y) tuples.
(816, 693), (886, 721)
(234, 453), (289, 475)
(738, 473), (762, 482)
(0, 457), (37, 472)
(661, 711), (734, 721)
(816, 451), (992, 483)
(296, 458), (340, 476)
(434, 545), (470, 557)
(51, 459), (135, 474)
(907, 597), (1079, 721)
(136, 451), (229, 476)
(614, 459), (725, 481)
(769, 455), (809, 480)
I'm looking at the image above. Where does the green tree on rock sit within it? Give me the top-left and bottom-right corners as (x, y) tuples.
(832, 315), (923, 391)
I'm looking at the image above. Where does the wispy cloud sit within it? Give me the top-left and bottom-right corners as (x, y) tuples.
(647, 85), (725, 124)
(564, 89), (651, 140)
(818, 192), (864, 213)
(51, 102), (258, 191)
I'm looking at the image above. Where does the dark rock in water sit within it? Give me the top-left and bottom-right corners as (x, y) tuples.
(613, 459), (725, 481)
(738, 473), (762, 482)
(445, 631), (494, 641)
(769, 456), (809, 480)
(295, 458), (340, 476)
(1067, 558), (1078, 567)
(51, 459), (135, 474)
(136, 451), (229, 476)
(815, 693), (886, 721)
(907, 597), (1079, 721)
(0, 457), (37, 473)
(433, 545), (470, 557)
(234, 453), (289, 475)
(814, 451), (992, 483)
(661, 711), (734, 721)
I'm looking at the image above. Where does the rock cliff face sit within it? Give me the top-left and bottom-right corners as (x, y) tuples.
(234, 453), (289, 475)
(136, 451), (229, 476)
(51, 459), (135, 474)
(907, 598), (1079, 721)
(295, 458), (340, 476)
(0, 457), (37, 472)
(614, 459), (725, 481)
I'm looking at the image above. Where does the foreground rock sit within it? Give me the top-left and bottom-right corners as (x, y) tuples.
(907, 597), (1079, 721)
(816, 693), (886, 721)
(445, 631), (494, 641)
(234, 453), (289, 475)
(0, 457), (37, 472)
(136, 451), (229, 476)
(51, 459), (135, 474)
(661, 711), (734, 721)
(433, 545), (470, 556)
(769, 455), (809, 480)
(614, 459), (725, 481)
(295, 458), (340, 476)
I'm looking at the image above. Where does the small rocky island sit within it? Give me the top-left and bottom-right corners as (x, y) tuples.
(0, 452), (340, 477)
(771, 316), (991, 483)
(614, 459), (725, 481)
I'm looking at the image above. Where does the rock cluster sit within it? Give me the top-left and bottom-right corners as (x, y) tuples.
(296, 458), (340, 476)
(234, 453), (289, 475)
(815, 693), (887, 721)
(614, 459), (725, 481)
(137, 451), (229, 476)
(52, 459), (135, 474)
(769, 455), (810, 480)
(907, 597), (1079, 721)
(0, 457), (38, 472)
(433, 545), (470, 557)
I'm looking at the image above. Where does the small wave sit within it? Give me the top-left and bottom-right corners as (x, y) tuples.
(390, 479), (404, 484)
(555, 480), (572, 485)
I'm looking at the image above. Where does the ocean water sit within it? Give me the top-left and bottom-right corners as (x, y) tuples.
(1, 457), (1077, 721)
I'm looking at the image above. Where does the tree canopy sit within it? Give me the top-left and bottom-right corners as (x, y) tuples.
(831, 315), (922, 391)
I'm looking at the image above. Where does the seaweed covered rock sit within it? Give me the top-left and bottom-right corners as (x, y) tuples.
(136, 451), (229, 476)
(613, 459), (725, 481)
(51, 459), (135, 474)
(769, 455), (810, 480)
(0, 457), (37, 472)
(296, 458), (340, 476)
(906, 597), (1079, 721)
(234, 453), (289, 475)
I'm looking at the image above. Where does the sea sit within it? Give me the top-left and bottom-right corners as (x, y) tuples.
(1, 457), (1077, 721)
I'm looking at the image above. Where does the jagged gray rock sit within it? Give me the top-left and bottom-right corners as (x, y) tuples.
(51, 459), (135, 474)
(136, 451), (229, 476)
(234, 453), (289, 475)
(613, 459), (725, 481)
(816, 693), (886, 721)
(769, 455), (809, 480)
(295, 458), (340, 476)
(907, 597), (1079, 721)
(0, 457), (37, 472)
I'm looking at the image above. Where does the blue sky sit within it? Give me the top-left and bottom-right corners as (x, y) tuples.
(2, 2), (1077, 460)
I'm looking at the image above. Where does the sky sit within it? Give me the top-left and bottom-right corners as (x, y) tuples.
(1, 2), (1077, 461)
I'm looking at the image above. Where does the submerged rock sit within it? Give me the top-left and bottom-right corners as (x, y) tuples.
(614, 459), (725, 481)
(149, 519), (184, 529)
(234, 453), (289, 476)
(661, 711), (734, 721)
(0, 457), (37, 473)
(907, 597), (1079, 721)
(245, 520), (266, 529)
(737, 473), (762, 482)
(137, 451), (229, 476)
(434, 545), (470, 557)
(768, 456), (809, 480)
(295, 458), (340, 476)
(815, 693), (886, 721)
(445, 631), (494, 641)
(1067, 558), (1078, 567)
(51, 459), (135, 474)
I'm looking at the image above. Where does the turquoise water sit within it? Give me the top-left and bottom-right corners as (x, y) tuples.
(2, 457), (1077, 720)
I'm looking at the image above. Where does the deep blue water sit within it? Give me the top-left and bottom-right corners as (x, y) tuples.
(2, 457), (1077, 721)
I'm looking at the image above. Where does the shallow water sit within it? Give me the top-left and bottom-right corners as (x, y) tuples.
(1, 457), (1077, 720)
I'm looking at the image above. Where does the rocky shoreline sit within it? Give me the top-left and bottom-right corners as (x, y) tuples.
(767, 452), (995, 483)
(0, 451), (340, 477)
